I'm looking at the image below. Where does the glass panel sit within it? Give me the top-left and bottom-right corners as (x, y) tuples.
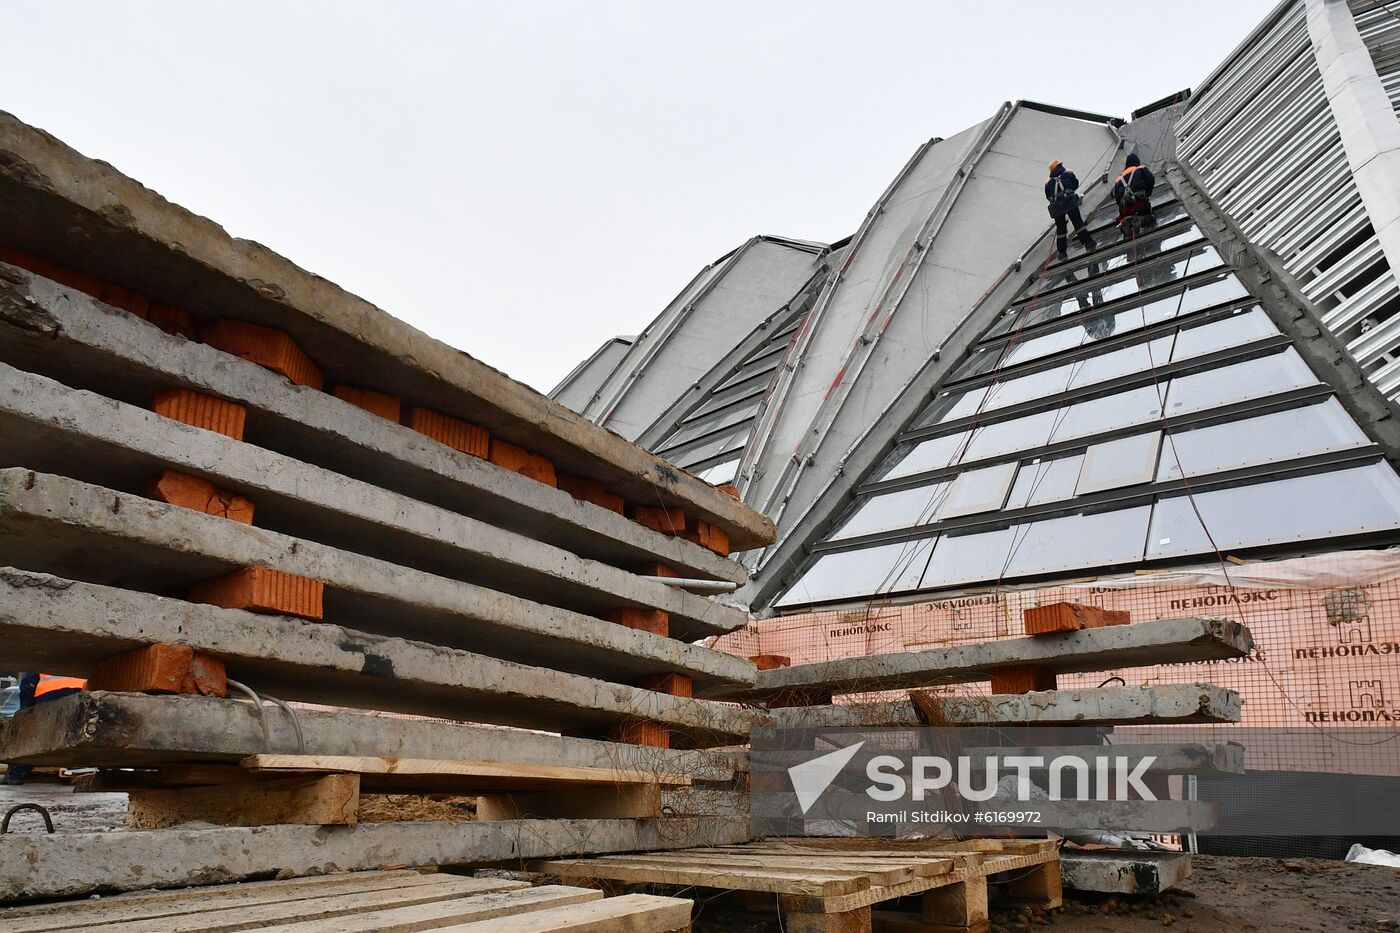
(1001, 506), (1152, 577)
(665, 402), (759, 448)
(1051, 385), (1165, 442)
(996, 244), (1223, 336)
(1146, 463), (1400, 559)
(880, 432), (972, 480)
(978, 337), (1175, 416)
(1048, 224), (1204, 290)
(1076, 431), (1163, 495)
(1156, 398), (1371, 481)
(1005, 454), (1085, 509)
(967, 272), (1250, 379)
(829, 484), (952, 540)
(941, 461), (1019, 518)
(668, 426), (750, 467)
(1170, 306), (1277, 360)
(775, 537), (936, 606)
(1164, 348), (1317, 416)
(917, 506), (1151, 588)
(697, 457), (739, 485)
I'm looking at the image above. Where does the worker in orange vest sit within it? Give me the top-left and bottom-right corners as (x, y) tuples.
(1113, 153), (1156, 238)
(1, 673), (85, 785)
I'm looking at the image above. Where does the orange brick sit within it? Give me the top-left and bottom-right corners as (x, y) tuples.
(0, 245), (106, 298)
(749, 654), (791, 671)
(637, 562), (679, 579)
(682, 517), (731, 556)
(88, 644), (227, 697)
(631, 505), (685, 535)
(189, 566), (324, 620)
(989, 665), (1057, 694)
(1103, 609), (1131, 626)
(151, 388), (247, 440)
(639, 673), (693, 698)
(201, 319), (323, 389)
(148, 470), (254, 524)
(146, 303), (196, 338)
(717, 484), (740, 498)
(94, 281), (151, 318)
(609, 720), (669, 749)
(332, 385), (402, 422)
(489, 439), (558, 487)
(557, 473), (624, 513)
(604, 607), (669, 637)
(1023, 602), (1097, 635)
(406, 408), (489, 458)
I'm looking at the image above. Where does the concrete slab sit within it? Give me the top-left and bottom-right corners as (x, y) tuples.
(0, 363), (747, 639)
(0, 816), (750, 901)
(1059, 850), (1193, 894)
(0, 110), (774, 551)
(736, 617), (1253, 697)
(0, 469), (754, 692)
(0, 568), (761, 745)
(0, 692), (741, 780)
(768, 685), (1243, 728)
(0, 271), (745, 585)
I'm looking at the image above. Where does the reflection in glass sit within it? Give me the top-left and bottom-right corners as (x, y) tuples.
(830, 484), (952, 540)
(775, 537), (936, 605)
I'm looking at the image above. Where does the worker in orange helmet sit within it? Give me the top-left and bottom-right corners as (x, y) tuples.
(1, 673), (85, 785)
(1113, 152), (1157, 239)
(1045, 160), (1097, 260)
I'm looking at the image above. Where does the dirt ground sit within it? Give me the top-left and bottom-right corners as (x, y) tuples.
(689, 855), (1400, 933)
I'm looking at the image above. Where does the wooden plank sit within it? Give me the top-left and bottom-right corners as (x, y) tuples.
(242, 755), (691, 787)
(705, 846), (978, 867)
(9, 876), (518, 932)
(476, 784), (662, 820)
(780, 851), (1057, 914)
(438, 893), (694, 932)
(251, 885), (604, 932)
(536, 859), (869, 897)
(125, 774), (360, 828)
(592, 853), (925, 885)
(0, 871), (459, 929)
(60, 877), (526, 933)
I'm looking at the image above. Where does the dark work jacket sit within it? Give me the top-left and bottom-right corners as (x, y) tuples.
(1045, 166), (1081, 216)
(1113, 164), (1155, 207)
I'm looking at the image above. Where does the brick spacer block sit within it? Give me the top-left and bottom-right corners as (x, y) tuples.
(189, 566), (324, 620)
(682, 517), (731, 556)
(557, 472), (624, 513)
(609, 720), (670, 749)
(331, 385), (402, 422)
(489, 439), (557, 487)
(88, 644), (227, 697)
(148, 470), (254, 524)
(637, 562), (679, 579)
(146, 303), (196, 338)
(406, 407), (489, 458)
(630, 505), (685, 535)
(639, 673), (693, 698)
(1023, 601), (1131, 635)
(604, 607), (669, 637)
(988, 665), (1058, 694)
(201, 319), (324, 389)
(151, 388), (247, 440)
(749, 654), (791, 671)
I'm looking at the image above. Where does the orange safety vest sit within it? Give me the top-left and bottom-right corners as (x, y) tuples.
(34, 674), (86, 697)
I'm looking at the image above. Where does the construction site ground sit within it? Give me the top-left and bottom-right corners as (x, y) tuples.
(5, 785), (1396, 933)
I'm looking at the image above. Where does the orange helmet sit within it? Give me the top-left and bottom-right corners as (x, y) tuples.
(1048, 160), (1062, 172)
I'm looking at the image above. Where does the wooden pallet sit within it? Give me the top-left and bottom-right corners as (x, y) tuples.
(0, 869), (693, 932)
(535, 838), (1061, 932)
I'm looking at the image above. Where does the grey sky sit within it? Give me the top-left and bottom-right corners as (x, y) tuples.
(4, 1), (1275, 393)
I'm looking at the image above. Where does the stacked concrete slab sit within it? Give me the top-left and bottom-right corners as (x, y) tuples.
(0, 110), (775, 900)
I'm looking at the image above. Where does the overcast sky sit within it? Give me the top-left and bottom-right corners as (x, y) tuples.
(5, 1), (1275, 393)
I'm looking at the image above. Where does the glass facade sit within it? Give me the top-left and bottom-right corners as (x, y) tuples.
(776, 188), (1400, 608)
